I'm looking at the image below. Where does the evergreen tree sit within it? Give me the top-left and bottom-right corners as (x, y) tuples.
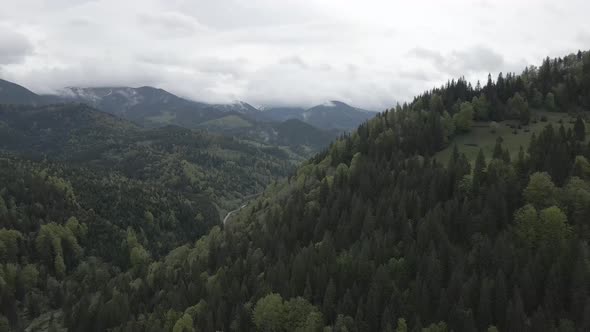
(472, 149), (487, 193)
(574, 116), (586, 141)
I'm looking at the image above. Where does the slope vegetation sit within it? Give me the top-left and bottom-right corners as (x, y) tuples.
(1, 51), (590, 331)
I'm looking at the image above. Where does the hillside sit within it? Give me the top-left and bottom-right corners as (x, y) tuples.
(206, 117), (339, 150)
(436, 110), (590, 163)
(258, 106), (307, 122)
(0, 79), (45, 104)
(0, 103), (296, 212)
(1, 51), (589, 332)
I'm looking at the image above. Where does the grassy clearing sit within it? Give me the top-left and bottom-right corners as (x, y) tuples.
(146, 111), (176, 124)
(434, 110), (588, 164)
(199, 115), (253, 129)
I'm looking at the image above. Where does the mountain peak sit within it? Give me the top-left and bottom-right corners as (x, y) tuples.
(317, 100), (351, 108)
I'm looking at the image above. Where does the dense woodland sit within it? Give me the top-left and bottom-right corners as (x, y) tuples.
(0, 104), (297, 330)
(0, 51), (589, 331)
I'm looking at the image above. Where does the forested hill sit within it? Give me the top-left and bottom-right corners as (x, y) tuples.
(0, 102), (300, 330)
(1, 50), (590, 332)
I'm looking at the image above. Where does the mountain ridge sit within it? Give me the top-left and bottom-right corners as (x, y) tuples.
(0, 79), (375, 131)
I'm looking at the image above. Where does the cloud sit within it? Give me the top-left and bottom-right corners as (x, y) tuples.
(137, 11), (209, 39)
(172, 0), (321, 30)
(399, 69), (435, 82)
(408, 47), (445, 64)
(0, 0), (589, 109)
(410, 46), (505, 76)
(0, 29), (34, 64)
(578, 31), (590, 44)
(447, 46), (505, 75)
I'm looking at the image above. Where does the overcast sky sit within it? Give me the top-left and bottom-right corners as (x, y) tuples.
(0, 0), (589, 109)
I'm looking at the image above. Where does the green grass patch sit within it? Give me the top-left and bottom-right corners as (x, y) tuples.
(435, 111), (587, 164)
(199, 115), (253, 129)
(147, 111), (176, 124)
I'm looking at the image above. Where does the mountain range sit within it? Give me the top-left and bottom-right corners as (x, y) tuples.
(258, 101), (375, 130)
(0, 79), (375, 132)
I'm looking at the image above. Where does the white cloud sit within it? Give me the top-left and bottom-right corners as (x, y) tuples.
(0, 0), (589, 110)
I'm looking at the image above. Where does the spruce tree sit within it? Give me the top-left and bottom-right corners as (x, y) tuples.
(574, 116), (586, 141)
(473, 149), (487, 193)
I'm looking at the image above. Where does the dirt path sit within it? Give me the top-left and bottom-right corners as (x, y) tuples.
(222, 193), (262, 224)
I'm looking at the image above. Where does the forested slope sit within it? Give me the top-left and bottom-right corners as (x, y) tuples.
(0, 103), (298, 330)
(1, 51), (590, 331)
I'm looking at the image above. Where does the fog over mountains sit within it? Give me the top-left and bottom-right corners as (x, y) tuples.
(0, 78), (375, 131)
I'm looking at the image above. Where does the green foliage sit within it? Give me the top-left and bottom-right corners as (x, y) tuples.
(538, 206), (571, 248)
(172, 313), (193, 332)
(0, 229), (22, 262)
(531, 89), (544, 108)
(472, 149), (487, 192)
(0, 315), (9, 332)
(453, 102), (474, 132)
(545, 92), (556, 111)
(396, 318), (408, 332)
(472, 95), (490, 120)
(514, 203), (571, 251)
(35, 222), (82, 274)
(514, 204), (539, 248)
(523, 172), (557, 208)
(252, 294), (323, 332)
(253, 293), (287, 331)
(429, 94), (445, 114)
(54, 255), (66, 279)
(21, 264), (39, 290)
(422, 321), (448, 332)
(441, 111), (455, 139)
(508, 92), (530, 124)
(574, 116), (586, 141)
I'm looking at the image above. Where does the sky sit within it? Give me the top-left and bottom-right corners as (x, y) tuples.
(0, 0), (589, 110)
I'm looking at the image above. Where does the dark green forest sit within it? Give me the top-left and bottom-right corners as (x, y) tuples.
(1, 51), (590, 331)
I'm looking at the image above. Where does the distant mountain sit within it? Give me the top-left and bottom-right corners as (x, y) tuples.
(0, 79), (373, 131)
(209, 100), (260, 114)
(0, 79), (45, 104)
(217, 118), (339, 150)
(0, 79), (355, 153)
(303, 100), (374, 130)
(272, 119), (340, 149)
(260, 101), (375, 130)
(57, 86), (192, 115)
(257, 106), (306, 122)
(55, 86), (257, 128)
(57, 87), (261, 122)
(0, 80), (262, 129)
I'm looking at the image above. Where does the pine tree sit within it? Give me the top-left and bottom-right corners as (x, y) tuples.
(574, 116), (586, 141)
(477, 279), (492, 330)
(473, 149), (487, 193)
(322, 278), (337, 322)
(492, 137), (504, 160)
